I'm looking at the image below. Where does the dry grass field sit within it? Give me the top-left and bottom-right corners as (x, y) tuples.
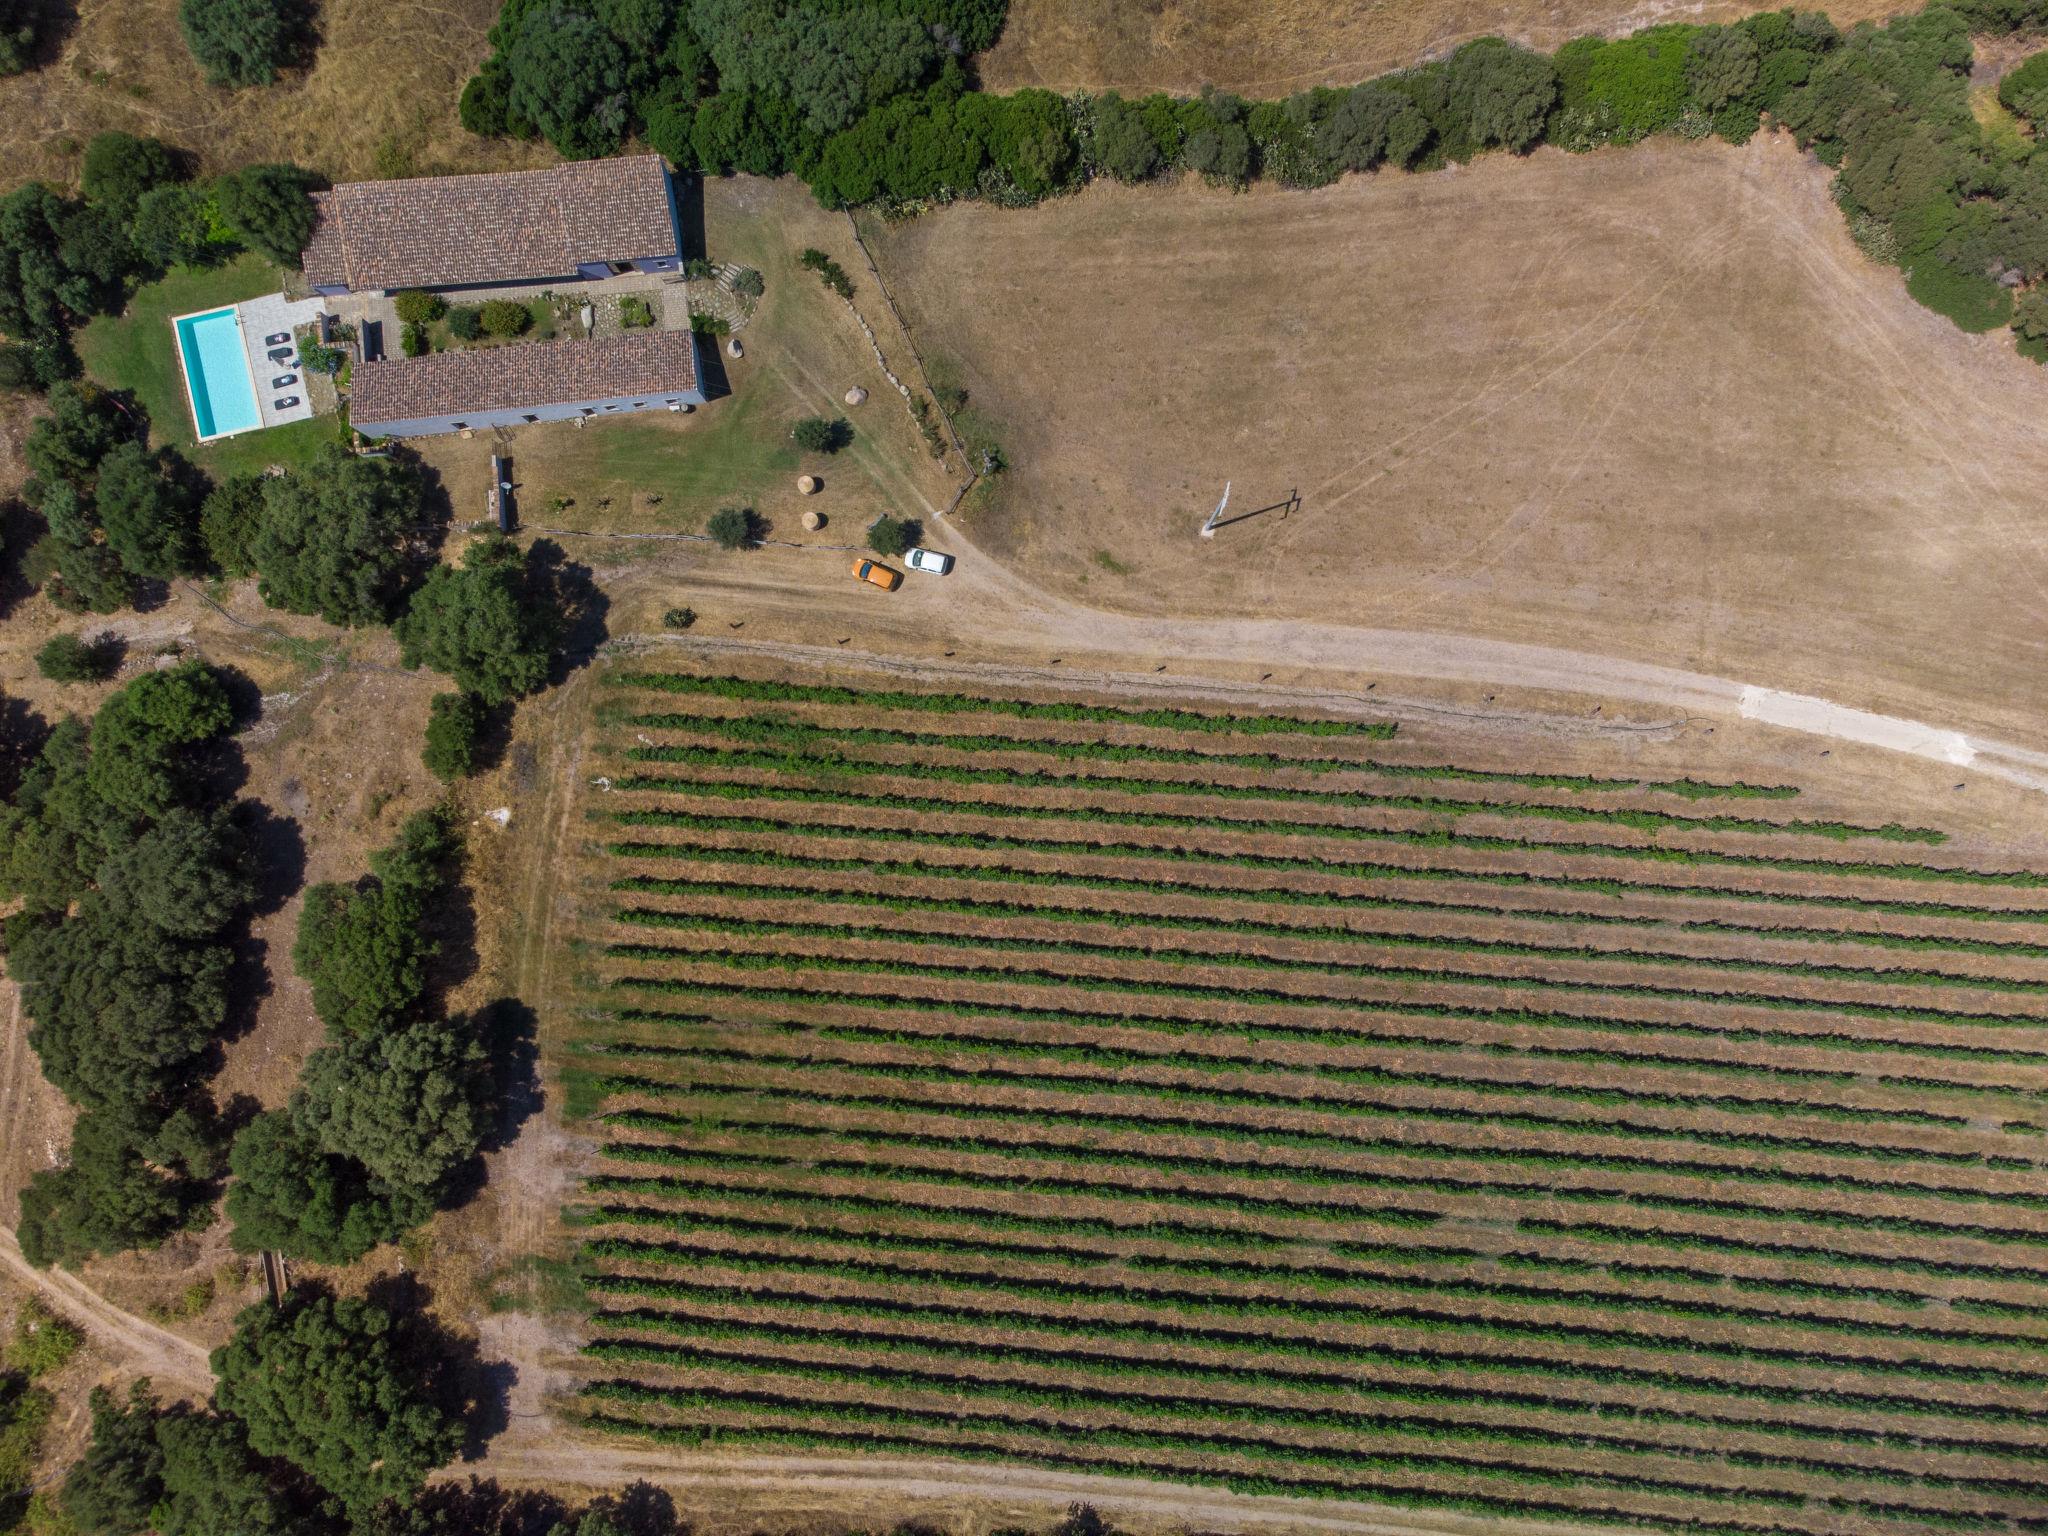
(978, 0), (1910, 95)
(0, 0), (541, 190)
(867, 131), (2048, 751)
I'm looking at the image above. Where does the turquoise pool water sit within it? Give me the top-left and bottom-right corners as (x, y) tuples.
(174, 307), (260, 441)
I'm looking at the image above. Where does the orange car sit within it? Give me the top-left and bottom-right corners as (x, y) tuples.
(852, 558), (902, 590)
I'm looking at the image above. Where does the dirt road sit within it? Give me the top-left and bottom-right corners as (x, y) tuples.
(0, 1228), (213, 1390)
(599, 542), (2048, 793)
(452, 1445), (1628, 1536)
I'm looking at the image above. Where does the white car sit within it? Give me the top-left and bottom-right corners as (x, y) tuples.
(905, 546), (953, 575)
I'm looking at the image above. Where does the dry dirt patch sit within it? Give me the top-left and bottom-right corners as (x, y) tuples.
(979, 0), (1910, 95)
(868, 132), (2048, 747)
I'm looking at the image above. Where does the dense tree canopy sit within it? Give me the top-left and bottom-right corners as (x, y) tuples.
(212, 1292), (464, 1515)
(178, 0), (299, 86)
(17, 1109), (187, 1267)
(65, 1378), (328, 1536)
(213, 162), (318, 263)
(0, 185), (131, 345)
(393, 535), (561, 704)
(292, 808), (453, 1036)
(94, 440), (205, 579)
(79, 134), (183, 225)
(224, 1107), (426, 1262)
(2, 661), (249, 1269)
(250, 447), (423, 626)
(295, 1015), (491, 1191)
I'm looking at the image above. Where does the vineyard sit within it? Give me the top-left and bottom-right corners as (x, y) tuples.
(561, 666), (2048, 1536)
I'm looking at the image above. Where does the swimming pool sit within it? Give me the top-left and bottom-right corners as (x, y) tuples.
(173, 306), (261, 441)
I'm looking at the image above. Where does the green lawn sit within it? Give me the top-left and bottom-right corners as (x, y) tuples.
(75, 254), (338, 478)
(424, 371), (803, 535)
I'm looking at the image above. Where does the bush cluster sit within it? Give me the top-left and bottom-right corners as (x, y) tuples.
(178, 0), (305, 87)
(479, 297), (532, 337)
(0, 136), (316, 385)
(798, 246), (854, 297)
(226, 808), (496, 1263)
(706, 505), (761, 549)
(792, 415), (852, 452)
(4, 661), (251, 1268)
(459, 0), (2048, 353)
(866, 514), (920, 557)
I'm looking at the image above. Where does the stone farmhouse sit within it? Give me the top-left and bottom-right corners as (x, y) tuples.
(299, 155), (706, 439)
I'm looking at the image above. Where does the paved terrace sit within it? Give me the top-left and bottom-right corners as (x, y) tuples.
(237, 292), (327, 430)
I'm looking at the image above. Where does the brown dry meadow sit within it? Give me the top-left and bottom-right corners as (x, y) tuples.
(866, 131), (2048, 749)
(978, 0), (1912, 95)
(0, 0), (543, 189)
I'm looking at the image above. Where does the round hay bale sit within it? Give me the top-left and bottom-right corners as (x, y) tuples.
(844, 386), (868, 407)
(797, 475), (820, 495)
(726, 337), (744, 358)
(802, 509), (824, 532)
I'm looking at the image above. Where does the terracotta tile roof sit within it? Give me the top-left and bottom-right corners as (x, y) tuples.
(301, 192), (348, 288)
(351, 330), (701, 427)
(300, 155), (676, 292)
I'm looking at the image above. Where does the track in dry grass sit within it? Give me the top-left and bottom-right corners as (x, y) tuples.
(560, 666), (2048, 1536)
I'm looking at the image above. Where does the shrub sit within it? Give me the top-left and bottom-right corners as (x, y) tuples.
(446, 304), (483, 341)
(178, 0), (298, 86)
(1906, 257), (2014, 333)
(618, 294), (655, 328)
(2000, 49), (2048, 123)
(298, 339), (344, 375)
(662, 606), (695, 629)
(868, 514), (922, 557)
(35, 632), (117, 683)
(479, 298), (531, 337)
(705, 506), (760, 550)
(688, 310), (730, 336)
(400, 322), (428, 358)
(799, 247), (854, 298)
(392, 290), (445, 325)
(733, 267), (765, 298)
(212, 162), (317, 263)
(1089, 92), (1164, 182)
(422, 691), (485, 782)
(791, 416), (852, 453)
(80, 133), (181, 225)
(212, 1291), (464, 1515)
(199, 472), (265, 579)
(394, 535), (560, 705)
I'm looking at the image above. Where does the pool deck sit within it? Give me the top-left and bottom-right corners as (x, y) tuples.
(239, 292), (327, 430)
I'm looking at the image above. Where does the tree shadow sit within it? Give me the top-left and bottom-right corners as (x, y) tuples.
(397, 446), (457, 594)
(20, 0), (82, 72)
(695, 335), (732, 402)
(212, 914), (279, 1053)
(214, 659), (269, 733)
(419, 840), (479, 1009)
(237, 798), (307, 918)
(524, 539), (610, 683)
(478, 998), (542, 1154)
(357, 1272), (513, 1461)
(674, 171), (706, 263)
(407, 1478), (687, 1536)
(434, 998), (542, 1215)
(0, 694), (50, 803)
(0, 499), (44, 623)
(407, 1478), (571, 1536)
